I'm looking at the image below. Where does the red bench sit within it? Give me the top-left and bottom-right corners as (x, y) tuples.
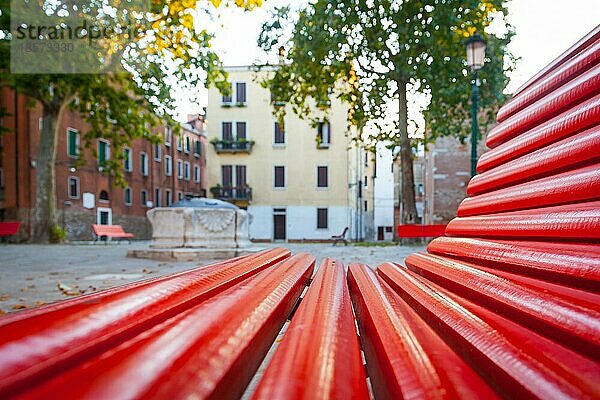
(0, 28), (597, 399)
(92, 224), (134, 243)
(397, 224), (446, 238)
(0, 222), (20, 238)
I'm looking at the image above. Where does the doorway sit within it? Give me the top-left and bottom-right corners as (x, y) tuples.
(273, 208), (286, 241)
(97, 207), (112, 225)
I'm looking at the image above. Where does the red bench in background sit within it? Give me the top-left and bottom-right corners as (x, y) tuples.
(397, 224), (446, 238)
(92, 224), (134, 243)
(0, 222), (20, 238)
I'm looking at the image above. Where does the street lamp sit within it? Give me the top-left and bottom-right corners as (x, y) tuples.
(465, 33), (486, 177)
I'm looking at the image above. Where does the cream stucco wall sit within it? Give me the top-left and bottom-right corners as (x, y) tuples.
(206, 66), (373, 241)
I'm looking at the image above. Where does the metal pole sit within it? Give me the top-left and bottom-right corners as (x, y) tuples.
(470, 70), (479, 177)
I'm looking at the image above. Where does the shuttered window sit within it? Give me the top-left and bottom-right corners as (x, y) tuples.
(222, 122), (233, 141)
(317, 166), (328, 188)
(274, 122), (285, 144)
(317, 208), (328, 229)
(274, 166), (285, 188)
(67, 128), (79, 158)
(236, 82), (247, 103)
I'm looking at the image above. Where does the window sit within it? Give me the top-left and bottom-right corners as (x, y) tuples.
(364, 176), (368, 188)
(222, 122), (233, 141)
(364, 200), (368, 212)
(164, 126), (172, 147)
(141, 190), (148, 207)
(317, 166), (328, 188)
(176, 136), (183, 151)
(98, 140), (110, 165)
(317, 208), (328, 229)
(177, 192), (183, 201)
(236, 82), (247, 103)
(194, 165), (201, 182)
(222, 83), (233, 104)
(123, 147), (132, 172)
(67, 128), (79, 158)
(155, 188), (162, 207)
(124, 187), (132, 205)
(184, 161), (190, 180)
(194, 139), (201, 156)
(0, 168), (4, 188)
(165, 189), (172, 206)
(99, 190), (109, 202)
(274, 166), (285, 188)
(68, 176), (79, 199)
(317, 122), (330, 147)
(274, 122), (285, 144)
(140, 152), (148, 176)
(177, 160), (183, 179)
(154, 144), (162, 161)
(165, 155), (172, 176)
(236, 122), (246, 140)
(184, 136), (191, 153)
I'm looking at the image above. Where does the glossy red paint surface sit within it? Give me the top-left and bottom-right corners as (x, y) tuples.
(487, 65), (600, 148)
(347, 263), (498, 400)
(478, 95), (600, 173)
(427, 237), (600, 291)
(460, 164), (600, 215)
(404, 253), (600, 359)
(397, 224), (447, 238)
(18, 253), (315, 400)
(252, 259), (369, 400)
(377, 263), (600, 399)
(469, 126), (600, 195)
(446, 201), (600, 240)
(497, 39), (600, 122)
(0, 248), (291, 397)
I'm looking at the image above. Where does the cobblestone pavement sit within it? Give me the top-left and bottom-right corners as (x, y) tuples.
(0, 241), (426, 314)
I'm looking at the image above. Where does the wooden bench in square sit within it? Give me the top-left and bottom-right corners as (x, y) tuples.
(92, 224), (134, 244)
(0, 222), (20, 238)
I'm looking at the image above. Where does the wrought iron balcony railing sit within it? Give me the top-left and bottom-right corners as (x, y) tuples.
(210, 186), (252, 201)
(211, 140), (254, 154)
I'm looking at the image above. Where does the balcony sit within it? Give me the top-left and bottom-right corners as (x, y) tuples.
(210, 185), (252, 205)
(211, 139), (254, 154)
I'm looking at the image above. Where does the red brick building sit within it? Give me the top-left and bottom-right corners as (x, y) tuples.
(0, 88), (207, 241)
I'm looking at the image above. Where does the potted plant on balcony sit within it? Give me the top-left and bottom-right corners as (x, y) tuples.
(209, 184), (222, 199)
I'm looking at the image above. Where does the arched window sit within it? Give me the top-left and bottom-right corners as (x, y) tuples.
(99, 190), (109, 201)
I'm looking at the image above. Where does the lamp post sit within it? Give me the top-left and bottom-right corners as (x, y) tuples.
(465, 33), (486, 177)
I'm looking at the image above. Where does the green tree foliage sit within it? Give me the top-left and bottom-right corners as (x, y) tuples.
(0, 0), (261, 242)
(258, 0), (514, 224)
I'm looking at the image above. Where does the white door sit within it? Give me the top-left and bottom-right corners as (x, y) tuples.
(97, 207), (112, 225)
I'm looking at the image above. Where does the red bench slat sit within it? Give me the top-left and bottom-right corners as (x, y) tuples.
(92, 224), (134, 239)
(486, 66), (600, 148)
(426, 237), (600, 291)
(460, 164), (600, 216)
(19, 253), (314, 400)
(469, 126), (599, 195)
(497, 39), (600, 122)
(446, 201), (600, 240)
(0, 248), (290, 397)
(348, 263), (499, 400)
(377, 263), (600, 399)
(404, 253), (600, 359)
(252, 258), (369, 399)
(397, 224), (446, 238)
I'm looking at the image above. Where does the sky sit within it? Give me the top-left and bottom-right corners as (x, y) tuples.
(175, 0), (600, 121)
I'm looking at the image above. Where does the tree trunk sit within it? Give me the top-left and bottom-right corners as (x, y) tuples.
(397, 79), (418, 224)
(31, 102), (65, 243)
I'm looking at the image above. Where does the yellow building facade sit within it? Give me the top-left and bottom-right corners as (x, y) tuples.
(206, 66), (374, 242)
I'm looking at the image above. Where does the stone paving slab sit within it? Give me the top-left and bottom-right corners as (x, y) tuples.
(0, 241), (426, 314)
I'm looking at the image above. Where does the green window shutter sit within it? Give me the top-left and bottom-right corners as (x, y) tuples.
(68, 130), (78, 157)
(99, 141), (107, 164)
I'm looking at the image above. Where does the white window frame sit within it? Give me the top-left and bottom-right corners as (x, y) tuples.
(140, 152), (148, 176)
(165, 189), (172, 206)
(184, 161), (191, 181)
(165, 155), (172, 176)
(184, 136), (191, 153)
(273, 165), (285, 189)
(68, 176), (80, 199)
(177, 160), (183, 179)
(164, 126), (172, 147)
(141, 189), (148, 207)
(124, 187), (132, 206)
(98, 139), (110, 164)
(235, 82), (247, 104)
(194, 165), (200, 183)
(317, 165), (329, 189)
(154, 188), (162, 207)
(194, 139), (201, 157)
(317, 122), (330, 147)
(67, 128), (80, 158)
(154, 143), (162, 161)
(177, 136), (183, 151)
(123, 147), (133, 172)
(273, 121), (285, 146)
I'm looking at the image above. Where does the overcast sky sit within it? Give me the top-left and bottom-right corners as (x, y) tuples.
(175, 0), (600, 120)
